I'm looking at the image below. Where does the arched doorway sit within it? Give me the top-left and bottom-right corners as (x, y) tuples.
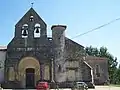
(26, 68), (35, 88)
(18, 57), (40, 88)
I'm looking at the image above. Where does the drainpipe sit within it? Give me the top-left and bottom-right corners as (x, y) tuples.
(51, 58), (54, 82)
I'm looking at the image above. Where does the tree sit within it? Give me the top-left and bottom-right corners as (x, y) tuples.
(113, 65), (120, 84)
(85, 46), (118, 84)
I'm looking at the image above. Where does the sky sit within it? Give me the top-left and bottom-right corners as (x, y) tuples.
(0, 0), (120, 63)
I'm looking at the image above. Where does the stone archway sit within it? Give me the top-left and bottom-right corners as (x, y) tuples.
(18, 57), (40, 88)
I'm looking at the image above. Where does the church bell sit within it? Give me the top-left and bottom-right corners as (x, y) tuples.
(35, 28), (40, 33)
(22, 30), (27, 36)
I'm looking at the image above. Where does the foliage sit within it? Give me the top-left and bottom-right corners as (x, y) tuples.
(85, 46), (119, 84)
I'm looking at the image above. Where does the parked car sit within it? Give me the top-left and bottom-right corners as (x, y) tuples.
(72, 82), (88, 90)
(36, 81), (50, 90)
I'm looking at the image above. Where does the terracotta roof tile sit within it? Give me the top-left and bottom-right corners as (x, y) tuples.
(86, 56), (108, 60)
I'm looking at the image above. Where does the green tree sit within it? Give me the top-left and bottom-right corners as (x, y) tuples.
(85, 46), (118, 84)
(113, 65), (120, 84)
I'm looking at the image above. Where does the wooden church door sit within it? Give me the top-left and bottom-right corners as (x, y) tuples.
(26, 68), (35, 88)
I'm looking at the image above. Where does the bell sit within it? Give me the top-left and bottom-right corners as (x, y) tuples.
(35, 28), (39, 33)
(22, 30), (27, 36)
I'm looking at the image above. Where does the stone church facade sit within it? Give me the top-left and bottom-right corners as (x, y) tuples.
(0, 8), (109, 89)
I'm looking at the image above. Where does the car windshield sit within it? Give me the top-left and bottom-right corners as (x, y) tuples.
(76, 82), (85, 84)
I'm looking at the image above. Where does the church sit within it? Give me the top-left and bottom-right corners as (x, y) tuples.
(0, 8), (109, 89)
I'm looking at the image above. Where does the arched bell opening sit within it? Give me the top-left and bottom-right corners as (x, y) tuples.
(34, 23), (41, 38)
(21, 24), (28, 38)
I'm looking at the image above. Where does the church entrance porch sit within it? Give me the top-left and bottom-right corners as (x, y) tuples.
(18, 57), (40, 88)
(26, 68), (35, 88)
(3, 56), (51, 89)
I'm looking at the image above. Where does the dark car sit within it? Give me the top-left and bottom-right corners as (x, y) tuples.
(72, 82), (88, 90)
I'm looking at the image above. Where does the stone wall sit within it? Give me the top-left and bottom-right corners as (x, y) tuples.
(0, 49), (6, 83)
(86, 56), (109, 85)
(65, 38), (91, 82)
(82, 61), (92, 82)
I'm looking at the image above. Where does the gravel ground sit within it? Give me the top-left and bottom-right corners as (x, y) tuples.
(89, 86), (120, 90)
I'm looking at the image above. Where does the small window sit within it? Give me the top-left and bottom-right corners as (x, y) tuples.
(8, 67), (15, 81)
(30, 15), (34, 21)
(58, 64), (61, 72)
(95, 64), (100, 77)
(34, 23), (41, 38)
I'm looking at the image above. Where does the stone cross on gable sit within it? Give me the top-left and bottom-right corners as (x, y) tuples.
(31, 2), (34, 8)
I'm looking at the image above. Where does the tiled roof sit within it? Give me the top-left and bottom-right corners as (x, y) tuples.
(85, 56), (108, 60)
(0, 46), (7, 51)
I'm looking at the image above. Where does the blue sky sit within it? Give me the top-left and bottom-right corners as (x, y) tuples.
(0, 0), (120, 63)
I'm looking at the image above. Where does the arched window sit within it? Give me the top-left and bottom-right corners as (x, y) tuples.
(22, 24), (28, 38)
(34, 23), (41, 38)
(30, 15), (34, 21)
(44, 65), (50, 80)
(8, 67), (15, 81)
(95, 64), (100, 77)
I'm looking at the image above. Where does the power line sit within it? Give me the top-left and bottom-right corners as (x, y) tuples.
(71, 17), (120, 39)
